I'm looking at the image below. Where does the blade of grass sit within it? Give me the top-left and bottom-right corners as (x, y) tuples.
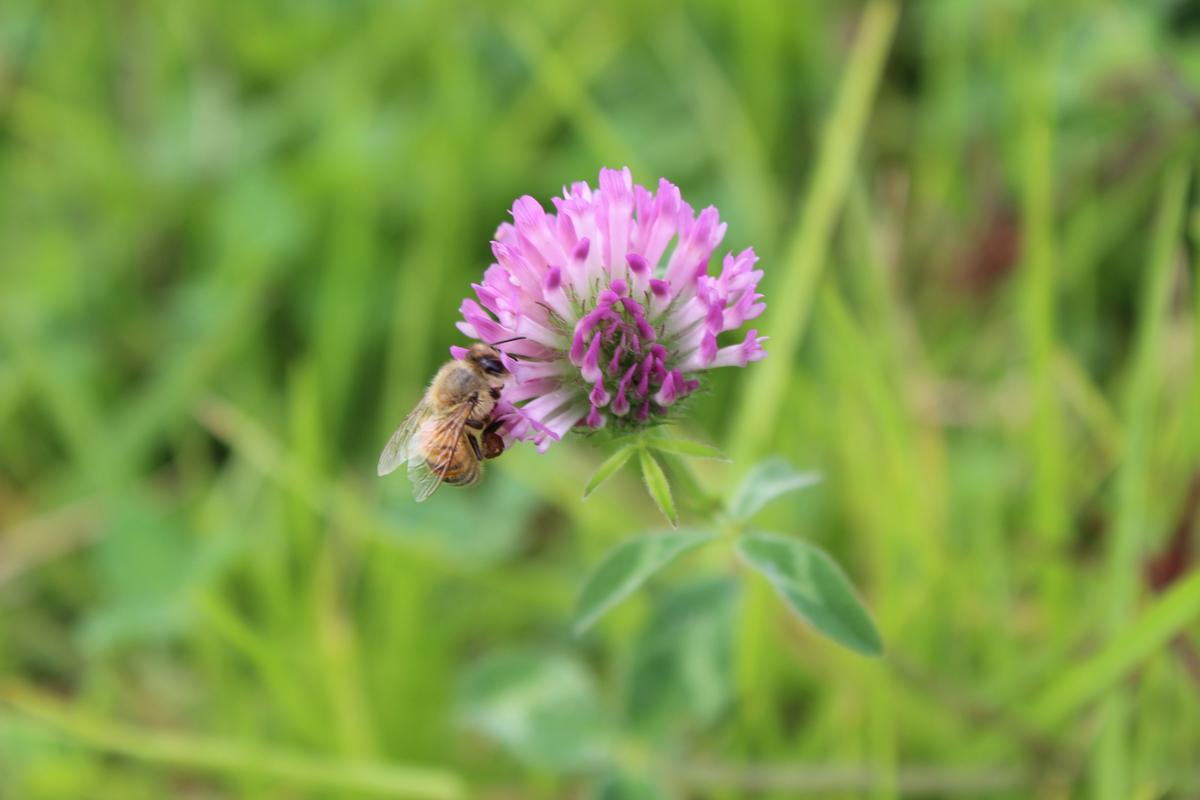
(0, 498), (103, 588)
(653, 8), (781, 245)
(727, 0), (900, 461)
(499, 12), (638, 173)
(667, 760), (1027, 795)
(0, 336), (103, 480)
(101, 242), (293, 485)
(314, 538), (379, 759)
(1054, 349), (1123, 464)
(0, 684), (465, 799)
(314, 101), (378, 433)
(192, 591), (328, 743)
(1028, 568), (1200, 731)
(0, 363), (21, 432)
(1093, 163), (1190, 798)
(492, 4), (629, 157)
(1015, 37), (1067, 550)
(1188, 166), (1200, 456)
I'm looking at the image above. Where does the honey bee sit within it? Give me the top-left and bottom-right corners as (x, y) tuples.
(377, 342), (513, 501)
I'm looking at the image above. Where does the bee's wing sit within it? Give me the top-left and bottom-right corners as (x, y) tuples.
(407, 400), (477, 502)
(377, 400), (432, 477)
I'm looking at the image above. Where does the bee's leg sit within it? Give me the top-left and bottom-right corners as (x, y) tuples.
(466, 433), (483, 462)
(465, 418), (485, 430)
(482, 418), (506, 460)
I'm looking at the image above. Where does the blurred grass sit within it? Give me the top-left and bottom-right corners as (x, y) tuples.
(2, 0), (1200, 798)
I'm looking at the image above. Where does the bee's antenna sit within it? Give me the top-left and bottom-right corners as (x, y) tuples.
(489, 336), (526, 346)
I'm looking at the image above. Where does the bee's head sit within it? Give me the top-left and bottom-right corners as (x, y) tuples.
(465, 343), (509, 378)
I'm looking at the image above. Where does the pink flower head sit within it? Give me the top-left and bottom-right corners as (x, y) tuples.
(456, 167), (767, 451)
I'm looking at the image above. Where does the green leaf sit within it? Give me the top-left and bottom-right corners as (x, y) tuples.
(638, 447), (677, 526)
(595, 772), (667, 800)
(737, 532), (883, 656)
(458, 648), (608, 771)
(642, 436), (729, 461)
(583, 444), (637, 499)
(728, 458), (821, 520)
(84, 489), (197, 652)
(574, 529), (718, 635)
(624, 578), (737, 735)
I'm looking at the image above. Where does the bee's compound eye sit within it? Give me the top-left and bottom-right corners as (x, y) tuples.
(480, 356), (506, 376)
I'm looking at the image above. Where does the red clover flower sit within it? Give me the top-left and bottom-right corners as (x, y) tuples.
(453, 167), (767, 451)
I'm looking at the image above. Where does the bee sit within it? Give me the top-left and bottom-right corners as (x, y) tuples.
(377, 342), (514, 501)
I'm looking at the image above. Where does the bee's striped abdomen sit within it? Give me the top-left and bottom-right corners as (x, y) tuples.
(424, 436), (479, 486)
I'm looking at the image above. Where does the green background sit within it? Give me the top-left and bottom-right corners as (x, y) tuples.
(3, 0), (1200, 797)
